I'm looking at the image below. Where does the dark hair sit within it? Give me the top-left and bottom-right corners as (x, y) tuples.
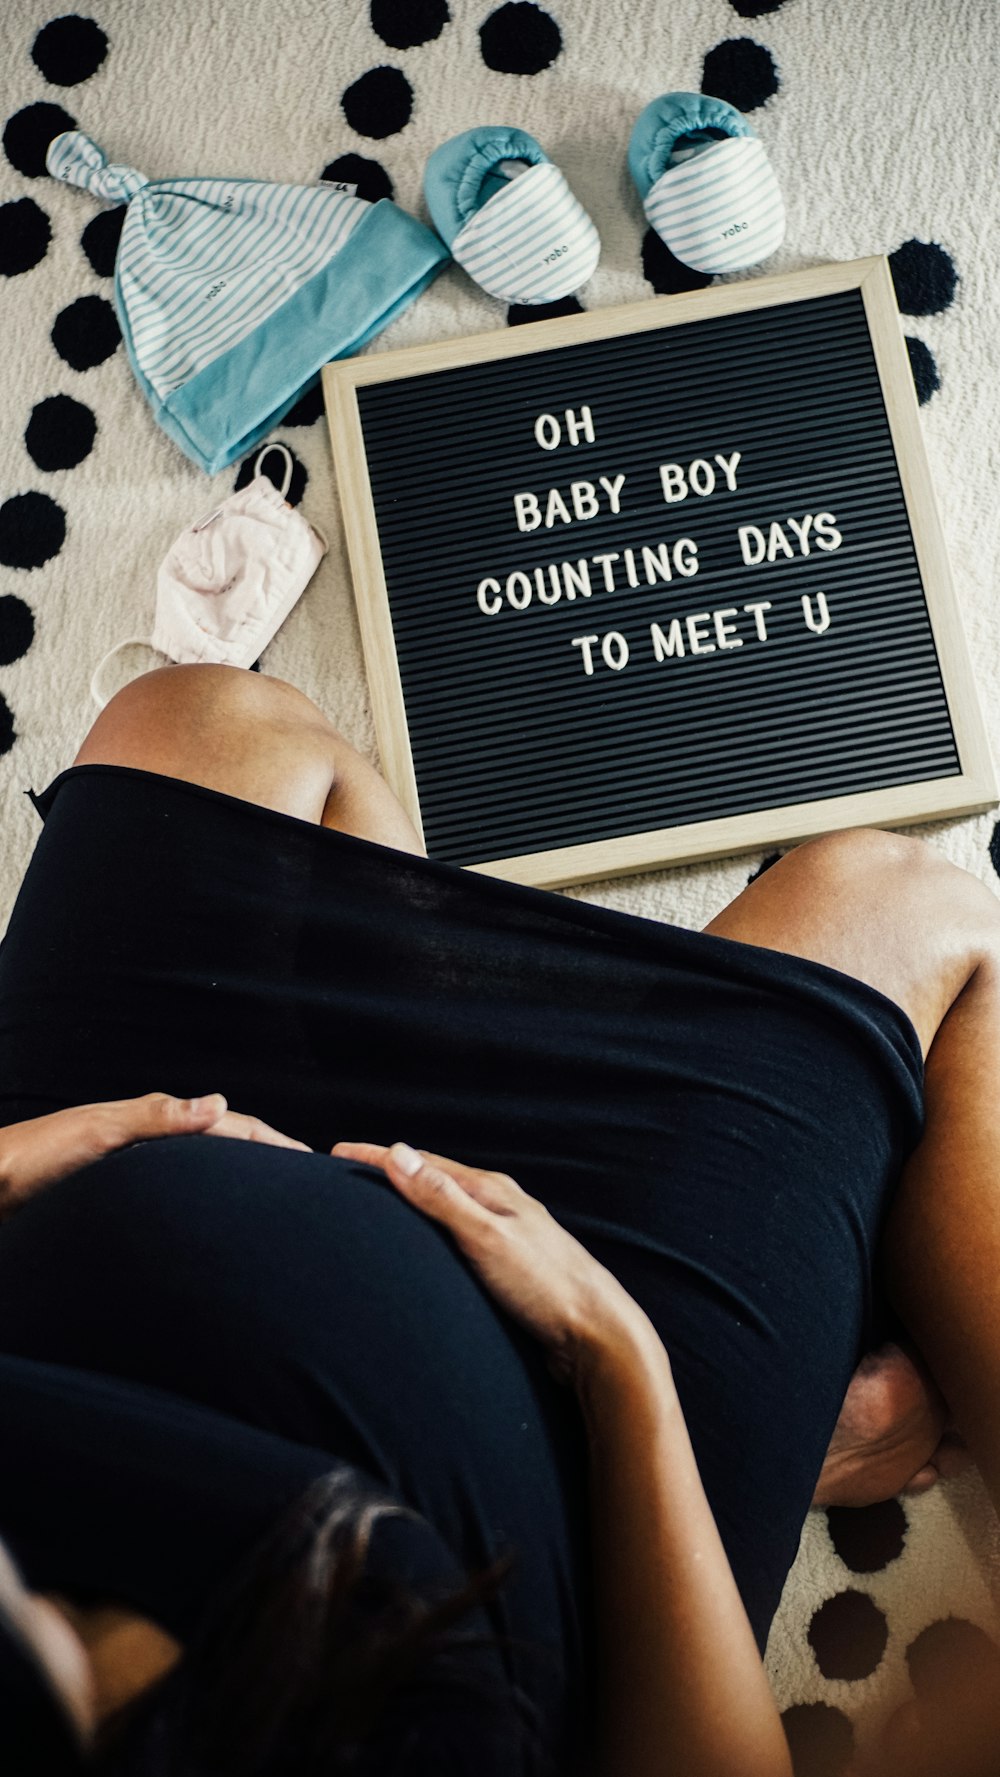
(99, 1470), (545, 1776)
(0, 1602), (85, 1777)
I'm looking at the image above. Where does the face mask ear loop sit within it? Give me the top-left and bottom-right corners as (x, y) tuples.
(89, 638), (165, 710)
(253, 442), (293, 499)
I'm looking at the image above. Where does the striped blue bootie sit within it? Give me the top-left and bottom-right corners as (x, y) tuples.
(628, 92), (785, 276)
(424, 126), (600, 305)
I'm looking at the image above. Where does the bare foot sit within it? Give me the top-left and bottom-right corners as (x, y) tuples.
(813, 1341), (973, 1509)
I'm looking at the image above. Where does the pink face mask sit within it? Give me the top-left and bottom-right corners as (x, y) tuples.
(90, 445), (327, 708)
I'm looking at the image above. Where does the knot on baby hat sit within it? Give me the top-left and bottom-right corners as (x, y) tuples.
(48, 129), (148, 203)
(45, 128), (450, 476)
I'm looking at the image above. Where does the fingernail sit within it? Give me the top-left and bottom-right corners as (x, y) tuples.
(190, 1094), (224, 1114)
(391, 1142), (422, 1177)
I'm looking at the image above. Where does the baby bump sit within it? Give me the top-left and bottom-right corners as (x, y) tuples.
(0, 1136), (584, 1539)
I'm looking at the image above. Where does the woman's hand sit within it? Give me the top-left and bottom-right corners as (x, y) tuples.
(0, 1092), (310, 1218)
(335, 1140), (794, 1777)
(330, 1139), (654, 1387)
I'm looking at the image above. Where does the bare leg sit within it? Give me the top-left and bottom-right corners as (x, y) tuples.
(702, 828), (1000, 1505)
(879, 951), (1000, 1515)
(71, 663), (425, 856)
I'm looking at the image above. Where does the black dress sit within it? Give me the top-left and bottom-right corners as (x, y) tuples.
(0, 764), (925, 1772)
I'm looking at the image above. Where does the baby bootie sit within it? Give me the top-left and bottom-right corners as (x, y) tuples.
(424, 125), (600, 304)
(628, 92), (785, 276)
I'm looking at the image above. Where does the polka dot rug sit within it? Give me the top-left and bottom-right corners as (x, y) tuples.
(2, 4), (1000, 1772)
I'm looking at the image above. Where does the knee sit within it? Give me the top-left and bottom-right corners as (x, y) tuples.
(792, 826), (1000, 952)
(85, 663), (326, 740)
(793, 825), (931, 878)
(780, 825), (950, 909)
(74, 663), (336, 772)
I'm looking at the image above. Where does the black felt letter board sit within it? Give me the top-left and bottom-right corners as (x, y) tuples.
(329, 266), (994, 884)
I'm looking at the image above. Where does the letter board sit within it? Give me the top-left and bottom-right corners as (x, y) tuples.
(322, 258), (996, 888)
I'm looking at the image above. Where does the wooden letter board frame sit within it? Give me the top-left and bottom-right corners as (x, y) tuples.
(322, 257), (997, 889)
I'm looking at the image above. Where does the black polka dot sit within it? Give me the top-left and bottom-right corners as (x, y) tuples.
(905, 336), (940, 405)
(235, 444), (307, 506)
(826, 1499), (907, 1574)
(640, 227), (714, 295)
(0, 595), (35, 666)
(51, 293), (120, 370)
(479, 2), (563, 75)
(702, 38), (780, 112)
(0, 692), (17, 756)
(807, 1590), (888, 1681)
(507, 294), (584, 326)
(81, 205), (124, 277)
(889, 239), (958, 317)
(781, 1702), (855, 1777)
(340, 66), (413, 139)
(0, 491), (66, 571)
(25, 393), (97, 471)
(747, 849), (781, 883)
(989, 820), (1000, 884)
(31, 14), (109, 86)
(3, 101), (77, 177)
(370, 0), (450, 48)
(729, 0), (788, 14)
(281, 383), (325, 427)
(319, 152), (394, 203)
(0, 197), (52, 276)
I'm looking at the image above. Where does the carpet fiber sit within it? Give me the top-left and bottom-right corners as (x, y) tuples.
(2, 2), (1000, 1770)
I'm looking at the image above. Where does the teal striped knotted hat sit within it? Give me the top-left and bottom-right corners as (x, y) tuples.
(46, 129), (451, 475)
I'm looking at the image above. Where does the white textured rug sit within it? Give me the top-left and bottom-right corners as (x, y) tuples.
(2, 1), (1000, 1770)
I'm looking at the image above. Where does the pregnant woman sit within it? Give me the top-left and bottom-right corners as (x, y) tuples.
(0, 661), (998, 1777)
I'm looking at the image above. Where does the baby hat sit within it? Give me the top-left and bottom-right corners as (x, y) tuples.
(46, 130), (451, 475)
(628, 92), (785, 276)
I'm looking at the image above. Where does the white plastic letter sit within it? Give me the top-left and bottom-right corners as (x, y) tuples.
(673, 538), (699, 578)
(743, 600), (772, 641)
(476, 577), (502, 616)
(544, 487), (572, 527)
(641, 543), (672, 585)
(598, 473), (626, 513)
(505, 571), (532, 610)
(602, 631), (630, 671)
(591, 552), (620, 591)
(688, 458), (716, 498)
(537, 563), (563, 605)
(514, 491), (541, 533)
(534, 413), (561, 451)
(650, 619), (685, 661)
(814, 513), (843, 552)
(767, 523), (795, 562)
(565, 405), (595, 445)
(570, 481), (600, 521)
(572, 634), (599, 674)
(787, 514), (814, 556)
(714, 451), (742, 492)
(686, 612), (716, 655)
(714, 608), (743, 649)
(739, 524), (765, 566)
(802, 591), (831, 634)
(562, 559), (592, 600)
(659, 463), (688, 503)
